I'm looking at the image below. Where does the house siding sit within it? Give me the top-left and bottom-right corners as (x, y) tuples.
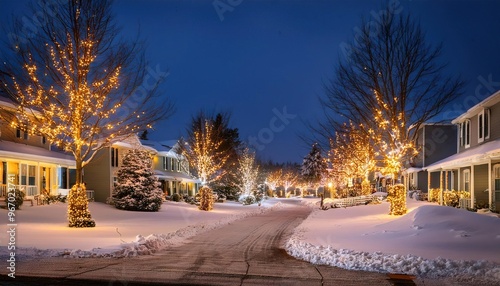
(84, 149), (111, 203)
(417, 171), (428, 192)
(488, 103), (500, 141)
(474, 164), (489, 208)
(424, 125), (457, 166)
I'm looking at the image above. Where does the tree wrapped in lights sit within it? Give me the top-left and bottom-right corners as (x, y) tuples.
(332, 122), (376, 196)
(265, 169), (282, 196)
(237, 148), (259, 196)
(282, 169), (298, 197)
(198, 186), (214, 211)
(112, 149), (163, 212)
(180, 118), (229, 185)
(0, 0), (173, 227)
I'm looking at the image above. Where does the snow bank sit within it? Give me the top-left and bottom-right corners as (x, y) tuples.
(286, 199), (500, 284)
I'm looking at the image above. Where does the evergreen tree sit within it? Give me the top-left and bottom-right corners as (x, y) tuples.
(113, 149), (163, 211)
(300, 143), (327, 192)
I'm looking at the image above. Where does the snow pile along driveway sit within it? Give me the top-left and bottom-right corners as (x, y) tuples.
(286, 199), (500, 284)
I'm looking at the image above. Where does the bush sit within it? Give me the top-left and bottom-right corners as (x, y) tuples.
(428, 188), (440, 203)
(239, 194), (256, 205)
(172, 193), (181, 202)
(387, 184), (406, 215)
(42, 194), (67, 205)
(8, 189), (25, 210)
(68, 184), (95, 227)
(198, 186), (214, 211)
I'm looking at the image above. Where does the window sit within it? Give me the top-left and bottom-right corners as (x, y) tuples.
(111, 148), (119, 167)
(16, 128), (21, 138)
(163, 157), (168, 170)
(460, 120), (470, 148)
(41, 136), (46, 145)
(170, 158), (174, 171)
(177, 160), (180, 172)
(463, 169), (470, 192)
(478, 109), (490, 143)
(494, 165), (500, 202)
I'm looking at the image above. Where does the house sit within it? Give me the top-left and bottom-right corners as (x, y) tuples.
(84, 136), (201, 203)
(0, 97), (76, 201)
(83, 135), (156, 203)
(402, 123), (457, 192)
(425, 89), (500, 211)
(140, 139), (200, 197)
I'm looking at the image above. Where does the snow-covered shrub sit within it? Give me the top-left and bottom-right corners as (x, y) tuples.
(112, 149), (163, 212)
(42, 194), (67, 205)
(239, 194), (256, 205)
(9, 189), (25, 210)
(171, 193), (181, 202)
(198, 186), (214, 211)
(68, 184), (95, 227)
(387, 184), (406, 215)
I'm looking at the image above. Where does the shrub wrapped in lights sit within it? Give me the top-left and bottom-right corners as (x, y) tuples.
(198, 186), (214, 211)
(387, 184), (407, 215)
(67, 184), (95, 227)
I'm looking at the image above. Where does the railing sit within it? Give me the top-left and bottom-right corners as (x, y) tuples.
(57, 188), (94, 201)
(459, 198), (472, 209)
(0, 184), (38, 196)
(331, 195), (374, 208)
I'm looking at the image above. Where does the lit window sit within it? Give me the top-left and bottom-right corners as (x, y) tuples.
(463, 169), (470, 192)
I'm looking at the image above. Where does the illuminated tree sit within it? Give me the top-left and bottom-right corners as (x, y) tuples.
(316, 7), (463, 172)
(333, 122), (376, 195)
(282, 168), (298, 195)
(300, 143), (327, 195)
(265, 169), (282, 193)
(0, 0), (173, 227)
(179, 112), (235, 185)
(237, 148), (259, 196)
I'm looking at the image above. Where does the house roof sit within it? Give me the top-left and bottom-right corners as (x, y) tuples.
(140, 139), (182, 157)
(154, 170), (201, 183)
(0, 140), (75, 166)
(424, 138), (500, 171)
(452, 89), (500, 124)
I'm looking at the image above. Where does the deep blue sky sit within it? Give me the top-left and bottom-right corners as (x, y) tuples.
(1, 0), (500, 163)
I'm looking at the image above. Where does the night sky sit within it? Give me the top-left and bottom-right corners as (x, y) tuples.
(1, 0), (500, 163)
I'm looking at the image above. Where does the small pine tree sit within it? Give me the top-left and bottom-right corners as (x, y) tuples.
(112, 149), (163, 212)
(300, 143), (327, 194)
(198, 186), (214, 211)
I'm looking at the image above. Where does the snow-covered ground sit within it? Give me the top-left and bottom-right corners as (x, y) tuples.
(286, 196), (500, 284)
(0, 199), (283, 258)
(2, 196), (500, 284)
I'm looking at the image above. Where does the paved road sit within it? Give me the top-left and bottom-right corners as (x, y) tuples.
(2, 201), (407, 285)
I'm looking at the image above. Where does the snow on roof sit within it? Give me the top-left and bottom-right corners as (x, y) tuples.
(140, 139), (182, 157)
(402, 167), (422, 174)
(425, 138), (500, 171)
(154, 169), (201, 183)
(0, 140), (75, 166)
(452, 89), (500, 123)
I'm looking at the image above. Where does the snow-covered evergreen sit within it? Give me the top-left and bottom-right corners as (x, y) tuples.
(300, 143), (327, 189)
(112, 149), (163, 212)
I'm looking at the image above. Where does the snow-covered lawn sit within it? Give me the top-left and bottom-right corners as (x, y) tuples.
(0, 199), (283, 258)
(286, 197), (500, 284)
